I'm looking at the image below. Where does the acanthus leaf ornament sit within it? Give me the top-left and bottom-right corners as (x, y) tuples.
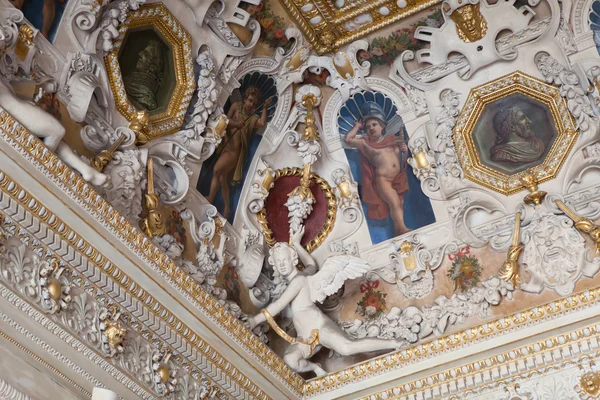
(340, 275), (514, 345)
(556, 200), (600, 255)
(180, 206), (226, 281)
(536, 53), (596, 139)
(139, 158), (167, 238)
(497, 212), (524, 287)
(90, 133), (127, 172)
(152, 349), (178, 396)
(331, 168), (361, 223)
(39, 261), (72, 314)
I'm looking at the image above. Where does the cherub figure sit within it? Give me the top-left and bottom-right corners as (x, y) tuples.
(0, 79), (107, 185)
(207, 87), (271, 217)
(248, 228), (403, 376)
(345, 101), (410, 235)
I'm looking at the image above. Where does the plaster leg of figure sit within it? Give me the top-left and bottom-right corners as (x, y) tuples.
(0, 81), (64, 151)
(206, 173), (220, 203)
(55, 142), (107, 186)
(284, 346), (327, 376)
(92, 388), (118, 400)
(375, 176), (409, 235)
(322, 335), (404, 356)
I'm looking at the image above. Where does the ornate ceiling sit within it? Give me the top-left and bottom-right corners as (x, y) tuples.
(1, 0), (600, 399)
(277, 0), (442, 53)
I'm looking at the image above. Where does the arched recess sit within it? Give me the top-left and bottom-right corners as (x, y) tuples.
(571, 0), (598, 51)
(322, 77), (434, 244)
(196, 57), (293, 227)
(322, 77), (415, 153)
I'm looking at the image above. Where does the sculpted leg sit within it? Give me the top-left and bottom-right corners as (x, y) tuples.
(324, 336), (403, 356)
(283, 346), (326, 376)
(0, 81), (65, 151)
(207, 172), (221, 203)
(221, 180), (231, 217)
(206, 151), (235, 203)
(41, 0), (56, 38)
(55, 143), (107, 186)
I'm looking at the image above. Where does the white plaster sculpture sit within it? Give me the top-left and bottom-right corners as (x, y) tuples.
(100, 149), (147, 221)
(519, 201), (600, 296)
(0, 79), (107, 185)
(247, 228), (402, 376)
(92, 388), (118, 400)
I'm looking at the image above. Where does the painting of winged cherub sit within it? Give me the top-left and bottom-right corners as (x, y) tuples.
(197, 72), (278, 221)
(338, 92), (435, 243)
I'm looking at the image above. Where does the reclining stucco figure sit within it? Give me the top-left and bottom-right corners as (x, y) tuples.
(0, 79), (107, 186)
(247, 227), (403, 376)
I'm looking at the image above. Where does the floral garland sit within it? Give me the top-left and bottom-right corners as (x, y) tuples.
(356, 280), (387, 319)
(358, 8), (443, 66)
(243, 2), (289, 49)
(447, 247), (482, 292)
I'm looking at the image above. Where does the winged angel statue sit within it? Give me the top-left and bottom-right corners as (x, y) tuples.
(248, 228), (402, 376)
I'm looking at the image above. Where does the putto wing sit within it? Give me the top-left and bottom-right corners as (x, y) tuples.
(308, 255), (371, 303)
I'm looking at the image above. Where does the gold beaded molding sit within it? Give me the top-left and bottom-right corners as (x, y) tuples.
(0, 108), (304, 396)
(358, 323), (600, 399)
(0, 170), (264, 399)
(277, 0), (442, 54)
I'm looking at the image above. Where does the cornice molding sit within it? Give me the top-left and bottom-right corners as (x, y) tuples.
(0, 378), (32, 400)
(0, 108), (300, 398)
(359, 322), (600, 399)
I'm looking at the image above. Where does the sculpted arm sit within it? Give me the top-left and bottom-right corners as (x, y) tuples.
(250, 277), (303, 326)
(255, 98), (272, 129)
(291, 227), (317, 275)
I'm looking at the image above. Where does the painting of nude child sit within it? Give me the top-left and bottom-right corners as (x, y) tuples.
(197, 72), (278, 222)
(338, 91), (435, 244)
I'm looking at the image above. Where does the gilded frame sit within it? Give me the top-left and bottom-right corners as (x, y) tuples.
(257, 167), (337, 253)
(105, 3), (195, 139)
(278, 0), (443, 54)
(453, 71), (577, 195)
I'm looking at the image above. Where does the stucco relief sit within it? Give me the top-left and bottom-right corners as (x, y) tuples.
(4, 0), (600, 396)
